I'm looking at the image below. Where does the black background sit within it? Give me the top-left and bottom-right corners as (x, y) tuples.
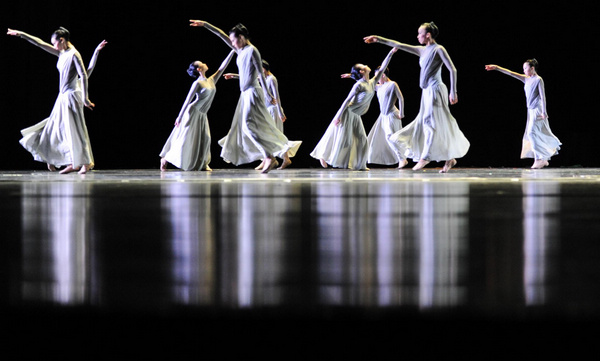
(1, 0), (595, 170)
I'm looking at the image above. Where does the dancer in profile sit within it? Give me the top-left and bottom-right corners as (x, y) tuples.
(364, 22), (469, 173)
(485, 60), (561, 168)
(225, 59), (296, 169)
(310, 47), (397, 170)
(189, 20), (300, 173)
(367, 66), (407, 168)
(7, 27), (100, 174)
(160, 50), (235, 171)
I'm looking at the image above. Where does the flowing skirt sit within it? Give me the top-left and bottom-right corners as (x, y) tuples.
(389, 82), (469, 162)
(219, 86), (301, 165)
(521, 105), (561, 160)
(20, 89), (94, 168)
(160, 107), (211, 171)
(367, 112), (404, 165)
(310, 111), (368, 170)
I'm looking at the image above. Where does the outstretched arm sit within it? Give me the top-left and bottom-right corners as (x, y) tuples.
(189, 20), (236, 51)
(87, 40), (107, 77)
(364, 35), (421, 57)
(373, 47), (397, 84)
(438, 45), (458, 104)
(7, 28), (59, 56)
(485, 64), (527, 82)
(174, 81), (200, 126)
(211, 50), (236, 83)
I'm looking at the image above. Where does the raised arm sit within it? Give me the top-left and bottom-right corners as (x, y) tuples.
(373, 47), (397, 84)
(7, 29), (59, 56)
(211, 50), (236, 83)
(87, 40), (107, 77)
(73, 50), (94, 109)
(437, 45), (458, 104)
(174, 81), (201, 126)
(189, 20), (236, 51)
(364, 35), (421, 57)
(485, 64), (527, 82)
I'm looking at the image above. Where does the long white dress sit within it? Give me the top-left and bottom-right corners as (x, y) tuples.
(202, 23), (301, 166)
(367, 79), (405, 165)
(160, 51), (235, 170)
(520, 75), (561, 160)
(20, 47), (94, 168)
(310, 49), (396, 170)
(379, 38), (469, 162)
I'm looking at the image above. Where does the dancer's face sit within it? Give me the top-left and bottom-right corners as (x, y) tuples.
(51, 35), (67, 51)
(194, 61), (208, 73)
(523, 62), (535, 77)
(229, 33), (247, 50)
(355, 64), (371, 77)
(417, 26), (430, 45)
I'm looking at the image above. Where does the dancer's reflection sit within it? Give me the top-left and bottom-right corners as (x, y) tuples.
(20, 182), (93, 304)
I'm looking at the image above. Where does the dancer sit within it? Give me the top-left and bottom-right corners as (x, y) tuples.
(189, 20), (300, 173)
(7, 27), (98, 174)
(364, 22), (470, 173)
(160, 50), (235, 171)
(485, 60), (561, 168)
(367, 66), (407, 168)
(224, 59), (296, 169)
(310, 47), (397, 170)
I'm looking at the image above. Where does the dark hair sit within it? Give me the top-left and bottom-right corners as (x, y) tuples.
(262, 59), (270, 72)
(421, 21), (439, 39)
(187, 61), (200, 78)
(376, 65), (390, 77)
(229, 23), (250, 39)
(52, 26), (70, 41)
(525, 58), (539, 71)
(350, 64), (363, 81)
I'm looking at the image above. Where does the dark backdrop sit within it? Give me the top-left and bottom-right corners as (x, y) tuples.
(0, 1), (594, 170)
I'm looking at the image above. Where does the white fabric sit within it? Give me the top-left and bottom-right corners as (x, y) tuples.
(367, 80), (404, 165)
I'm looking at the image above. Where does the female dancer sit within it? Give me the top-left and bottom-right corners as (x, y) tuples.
(7, 27), (97, 174)
(485, 60), (561, 168)
(310, 47), (397, 170)
(367, 66), (407, 168)
(160, 50), (235, 171)
(189, 20), (300, 173)
(364, 22), (470, 173)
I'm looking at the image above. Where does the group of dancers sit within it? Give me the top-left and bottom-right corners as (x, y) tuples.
(6, 20), (562, 174)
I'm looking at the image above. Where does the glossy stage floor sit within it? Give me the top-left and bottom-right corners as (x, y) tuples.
(2, 166), (600, 356)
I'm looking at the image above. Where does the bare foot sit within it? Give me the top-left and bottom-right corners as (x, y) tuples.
(277, 158), (291, 170)
(319, 159), (328, 168)
(254, 160), (265, 170)
(440, 159), (457, 173)
(160, 158), (168, 172)
(78, 164), (91, 174)
(531, 159), (549, 169)
(412, 159), (430, 171)
(47, 164), (56, 172)
(59, 165), (77, 174)
(261, 157), (278, 174)
(398, 159), (408, 169)
(204, 165), (212, 171)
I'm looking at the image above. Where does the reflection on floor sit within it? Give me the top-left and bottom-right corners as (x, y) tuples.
(2, 168), (600, 356)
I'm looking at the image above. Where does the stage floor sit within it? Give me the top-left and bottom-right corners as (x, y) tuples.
(2, 167), (600, 356)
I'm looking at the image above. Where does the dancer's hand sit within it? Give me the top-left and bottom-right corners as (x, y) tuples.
(7, 28), (21, 37)
(335, 118), (342, 126)
(340, 73), (351, 79)
(449, 93), (458, 105)
(95, 40), (108, 52)
(363, 36), (379, 44)
(224, 73), (236, 80)
(484, 64), (497, 71)
(189, 20), (206, 27)
(85, 99), (95, 110)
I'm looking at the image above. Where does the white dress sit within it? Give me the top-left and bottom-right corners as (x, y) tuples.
(160, 51), (234, 170)
(381, 39), (469, 162)
(20, 47), (94, 168)
(203, 23), (301, 166)
(521, 75), (561, 160)
(310, 49), (396, 170)
(263, 74), (285, 132)
(367, 79), (405, 165)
